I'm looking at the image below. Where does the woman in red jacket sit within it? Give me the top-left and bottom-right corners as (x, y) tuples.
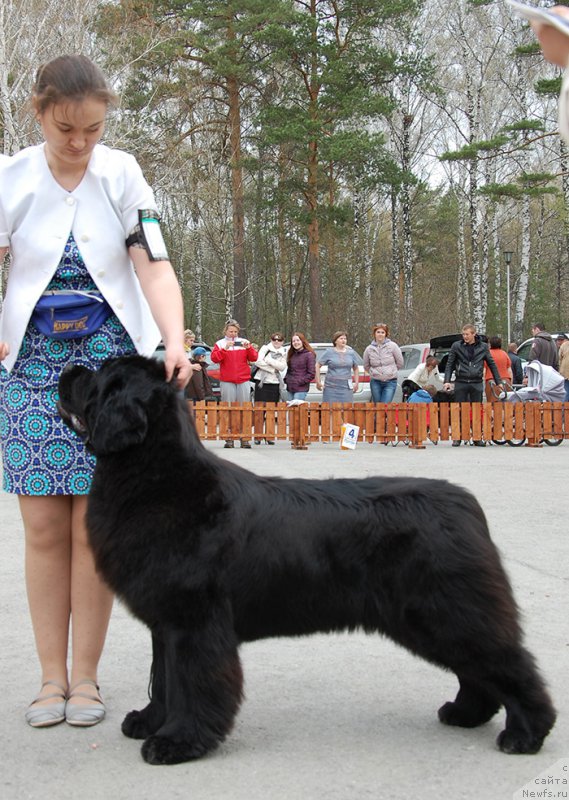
(484, 336), (513, 400)
(211, 319), (258, 448)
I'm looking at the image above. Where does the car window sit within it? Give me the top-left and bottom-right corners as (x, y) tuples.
(516, 341), (532, 362)
(402, 348), (421, 370)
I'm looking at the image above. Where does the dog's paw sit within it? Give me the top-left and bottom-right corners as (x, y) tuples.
(122, 709), (158, 740)
(438, 699), (498, 728)
(496, 728), (544, 755)
(141, 734), (213, 765)
(438, 701), (477, 728)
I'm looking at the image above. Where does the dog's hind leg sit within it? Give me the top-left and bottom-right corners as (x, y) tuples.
(122, 629), (167, 740)
(141, 614), (244, 765)
(439, 647), (556, 754)
(491, 648), (556, 755)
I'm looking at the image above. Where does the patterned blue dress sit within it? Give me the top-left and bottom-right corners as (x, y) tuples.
(0, 234), (136, 495)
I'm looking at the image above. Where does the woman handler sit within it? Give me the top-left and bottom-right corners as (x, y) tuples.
(0, 55), (190, 728)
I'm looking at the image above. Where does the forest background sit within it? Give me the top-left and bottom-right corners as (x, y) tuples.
(1, 0), (568, 351)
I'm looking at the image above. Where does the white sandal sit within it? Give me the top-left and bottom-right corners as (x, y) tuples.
(65, 679), (105, 727)
(25, 680), (67, 728)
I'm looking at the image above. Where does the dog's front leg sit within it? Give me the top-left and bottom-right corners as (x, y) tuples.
(141, 614), (244, 765)
(122, 627), (167, 739)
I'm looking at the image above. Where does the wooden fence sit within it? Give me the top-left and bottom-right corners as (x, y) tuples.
(191, 401), (569, 449)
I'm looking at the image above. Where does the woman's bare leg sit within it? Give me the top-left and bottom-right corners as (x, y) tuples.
(20, 495), (72, 704)
(68, 495), (113, 706)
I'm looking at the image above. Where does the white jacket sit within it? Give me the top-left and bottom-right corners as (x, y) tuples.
(0, 143), (161, 371)
(254, 343), (287, 384)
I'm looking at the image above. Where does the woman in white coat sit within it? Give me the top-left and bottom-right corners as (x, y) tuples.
(0, 55), (190, 729)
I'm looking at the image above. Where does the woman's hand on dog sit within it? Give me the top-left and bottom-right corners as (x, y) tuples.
(165, 346), (193, 388)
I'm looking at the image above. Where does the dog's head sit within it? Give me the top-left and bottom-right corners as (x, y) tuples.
(58, 355), (173, 456)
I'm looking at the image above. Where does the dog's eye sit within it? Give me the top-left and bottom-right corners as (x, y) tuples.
(71, 414), (87, 434)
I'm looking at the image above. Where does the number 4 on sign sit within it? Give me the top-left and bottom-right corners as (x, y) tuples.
(340, 423), (360, 450)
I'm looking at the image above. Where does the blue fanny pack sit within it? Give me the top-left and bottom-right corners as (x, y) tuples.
(31, 290), (113, 339)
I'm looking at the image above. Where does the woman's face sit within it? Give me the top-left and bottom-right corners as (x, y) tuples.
(291, 336), (303, 350)
(225, 325), (239, 339)
(38, 97), (107, 172)
(374, 328), (387, 342)
(334, 334), (348, 347)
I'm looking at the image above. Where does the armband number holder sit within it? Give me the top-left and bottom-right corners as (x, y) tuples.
(126, 209), (169, 261)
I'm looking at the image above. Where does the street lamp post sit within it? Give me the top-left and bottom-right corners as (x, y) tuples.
(503, 250), (513, 344)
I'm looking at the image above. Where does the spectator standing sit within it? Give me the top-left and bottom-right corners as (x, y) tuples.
(316, 331), (359, 403)
(557, 333), (569, 401)
(253, 332), (287, 404)
(484, 336), (513, 400)
(211, 320), (258, 448)
(528, 323), (559, 369)
(184, 329), (196, 353)
(363, 323), (403, 403)
(443, 324), (504, 446)
(252, 333), (287, 445)
(507, 343), (524, 385)
(284, 332), (316, 401)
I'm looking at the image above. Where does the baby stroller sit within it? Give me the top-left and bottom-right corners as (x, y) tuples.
(489, 362), (565, 446)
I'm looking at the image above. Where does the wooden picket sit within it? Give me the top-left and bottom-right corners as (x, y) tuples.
(190, 401), (569, 448)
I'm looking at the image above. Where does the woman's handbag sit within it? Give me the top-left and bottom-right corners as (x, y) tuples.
(31, 290), (113, 339)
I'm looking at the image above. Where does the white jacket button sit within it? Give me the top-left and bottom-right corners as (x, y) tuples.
(116, 301), (124, 309)
(65, 196), (75, 206)
(81, 234), (89, 242)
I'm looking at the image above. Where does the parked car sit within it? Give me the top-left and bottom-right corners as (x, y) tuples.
(153, 342), (220, 401)
(516, 332), (569, 368)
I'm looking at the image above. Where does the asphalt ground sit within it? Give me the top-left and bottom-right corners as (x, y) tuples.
(1, 439), (568, 800)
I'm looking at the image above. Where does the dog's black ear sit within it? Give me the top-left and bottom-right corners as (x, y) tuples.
(90, 393), (149, 455)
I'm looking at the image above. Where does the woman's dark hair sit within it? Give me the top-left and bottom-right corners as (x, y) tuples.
(489, 336), (502, 349)
(32, 55), (117, 113)
(287, 332), (314, 365)
(332, 330), (348, 345)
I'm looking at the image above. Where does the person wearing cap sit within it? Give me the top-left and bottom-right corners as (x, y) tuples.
(185, 346), (214, 402)
(557, 333), (569, 400)
(528, 6), (569, 145)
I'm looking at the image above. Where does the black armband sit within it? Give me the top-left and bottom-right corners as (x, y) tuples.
(125, 209), (169, 261)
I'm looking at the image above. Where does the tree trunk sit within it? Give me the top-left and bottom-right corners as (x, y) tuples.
(227, 69), (247, 330)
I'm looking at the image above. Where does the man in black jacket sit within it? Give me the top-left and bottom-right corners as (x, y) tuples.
(443, 324), (505, 446)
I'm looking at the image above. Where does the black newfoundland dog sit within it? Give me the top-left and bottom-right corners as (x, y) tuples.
(57, 355), (555, 765)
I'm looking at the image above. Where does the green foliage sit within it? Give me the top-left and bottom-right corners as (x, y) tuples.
(514, 43), (542, 57)
(535, 77), (562, 96)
